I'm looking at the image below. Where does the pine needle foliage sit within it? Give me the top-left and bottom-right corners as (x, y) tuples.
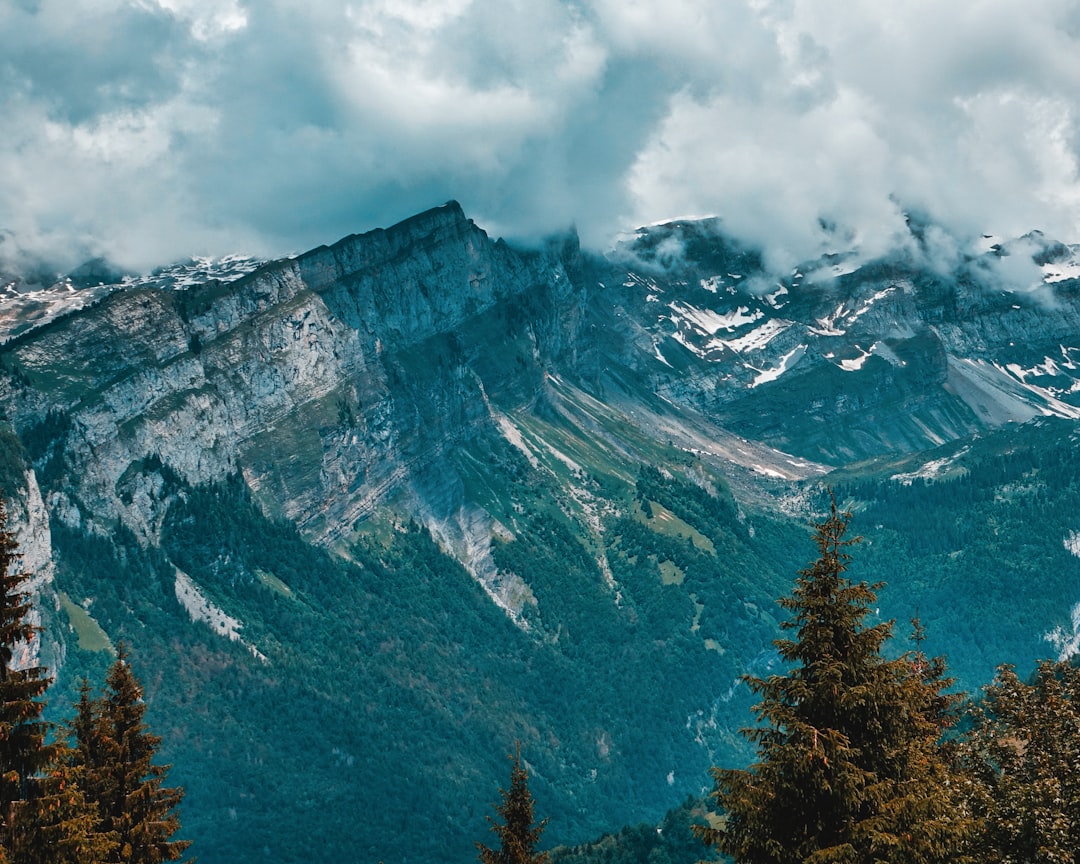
(478, 744), (549, 864)
(960, 660), (1080, 863)
(698, 497), (970, 864)
(72, 647), (190, 864)
(8, 753), (117, 864)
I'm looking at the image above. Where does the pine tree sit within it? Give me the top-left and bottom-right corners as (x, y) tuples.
(73, 647), (190, 864)
(855, 618), (971, 863)
(0, 498), (56, 851)
(959, 659), (1080, 863)
(478, 744), (549, 864)
(697, 498), (969, 864)
(8, 748), (117, 864)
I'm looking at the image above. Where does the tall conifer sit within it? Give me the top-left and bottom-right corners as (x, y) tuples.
(698, 498), (969, 864)
(74, 647), (190, 864)
(0, 498), (55, 850)
(960, 659), (1080, 862)
(478, 744), (549, 864)
(8, 750), (117, 864)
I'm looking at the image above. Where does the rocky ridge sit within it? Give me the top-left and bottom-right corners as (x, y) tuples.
(4, 205), (1080, 615)
(4, 203), (1080, 864)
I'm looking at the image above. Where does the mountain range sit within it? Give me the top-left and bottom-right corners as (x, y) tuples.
(2, 201), (1080, 862)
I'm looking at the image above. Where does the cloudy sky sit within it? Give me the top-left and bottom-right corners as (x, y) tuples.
(3, 0), (1080, 273)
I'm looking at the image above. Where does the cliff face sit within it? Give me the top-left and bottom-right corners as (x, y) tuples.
(4, 204), (1080, 864)
(6, 205), (1078, 557)
(0, 203), (580, 552)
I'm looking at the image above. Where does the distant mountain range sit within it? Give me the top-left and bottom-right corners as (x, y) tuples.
(2, 202), (1080, 862)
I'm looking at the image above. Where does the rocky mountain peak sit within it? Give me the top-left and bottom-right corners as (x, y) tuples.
(6, 203), (1080, 864)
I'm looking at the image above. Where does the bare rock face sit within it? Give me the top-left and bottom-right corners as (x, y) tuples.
(3, 201), (1080, 586)
(6, 471), (55, 670)
(0, 202), (581, 553)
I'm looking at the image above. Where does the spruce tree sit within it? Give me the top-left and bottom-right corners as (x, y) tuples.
(8, 748), (117, 864)
(0, 498), (56, 850)
(478, 744), (549, 864)
(698, 499), (969, 864)
(960, 659), (1080, 863)
(73, 647), (190, 864)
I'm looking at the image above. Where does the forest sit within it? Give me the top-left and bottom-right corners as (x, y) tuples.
(0, 498), (188, 864)
(5, 479), (1080, 864)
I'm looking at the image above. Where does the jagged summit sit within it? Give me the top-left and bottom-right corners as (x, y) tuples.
(299, 199), (473, 263)
(5, 201), (1080, 863)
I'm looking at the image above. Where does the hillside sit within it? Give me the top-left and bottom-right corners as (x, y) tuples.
(2, 203), (1080, 861)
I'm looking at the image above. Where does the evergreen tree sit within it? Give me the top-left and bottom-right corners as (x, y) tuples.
(0, 498), (56, 849)
(959, 659), (1080, 863)
(697, 499), (969, 864)
(70, 681), (107, 813)
(8, 749), (117, 864)
(73, 647), (190, 864)
(478, 744), (549, 864)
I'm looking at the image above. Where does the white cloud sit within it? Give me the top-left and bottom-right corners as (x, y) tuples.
(141, 0), (249, 40)
(624, 0), (1080, 268)
(2, 0), (1080, 273)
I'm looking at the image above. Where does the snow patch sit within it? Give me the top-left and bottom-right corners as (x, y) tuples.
(749, 345), (806, 387)
(764, 285), (788, 308)
(997, 356), (1080, 399)
(653, 341), (674, 368)
(668, 300), (762, 334)
(717, 319), (792, 354)
(833, 341), (903, 371)
(992, 361), (1080, 418)
(1043, 259), (1080, 283)
(811, 303), (848, 336)
(949, 357), (1080, 422)
(830, 261), (861, 277)
(624, 272), (660, 291)
(838, 346), (873, 371)
(845, 287), (895, 324)
(1, 254), (264, 342)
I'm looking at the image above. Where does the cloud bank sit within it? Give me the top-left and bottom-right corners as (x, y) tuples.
(2, 0), (1079, 273)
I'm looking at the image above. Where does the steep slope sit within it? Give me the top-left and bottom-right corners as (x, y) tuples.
(581, 220), (1080, 463)
(3, 203), (1080, 862)
(0, 203), (806, 862)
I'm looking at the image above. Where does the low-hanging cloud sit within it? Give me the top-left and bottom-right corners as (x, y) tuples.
(2, 0), (1079, 276)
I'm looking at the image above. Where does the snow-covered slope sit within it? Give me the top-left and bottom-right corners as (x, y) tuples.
(0, 255), (264, 343)
(594, 219), (1080, 462)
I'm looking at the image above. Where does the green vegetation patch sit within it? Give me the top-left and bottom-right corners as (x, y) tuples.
(0, 422), (28, 496)
(658, 559), (685, 586)
(57, 591), (113, 653)
(255, 569), (294, 598)
(635, 500), (715, 554)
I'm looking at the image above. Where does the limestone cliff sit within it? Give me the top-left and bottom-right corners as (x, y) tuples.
(0, 203), (580, 556)
(3, 203), (1080, 593)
